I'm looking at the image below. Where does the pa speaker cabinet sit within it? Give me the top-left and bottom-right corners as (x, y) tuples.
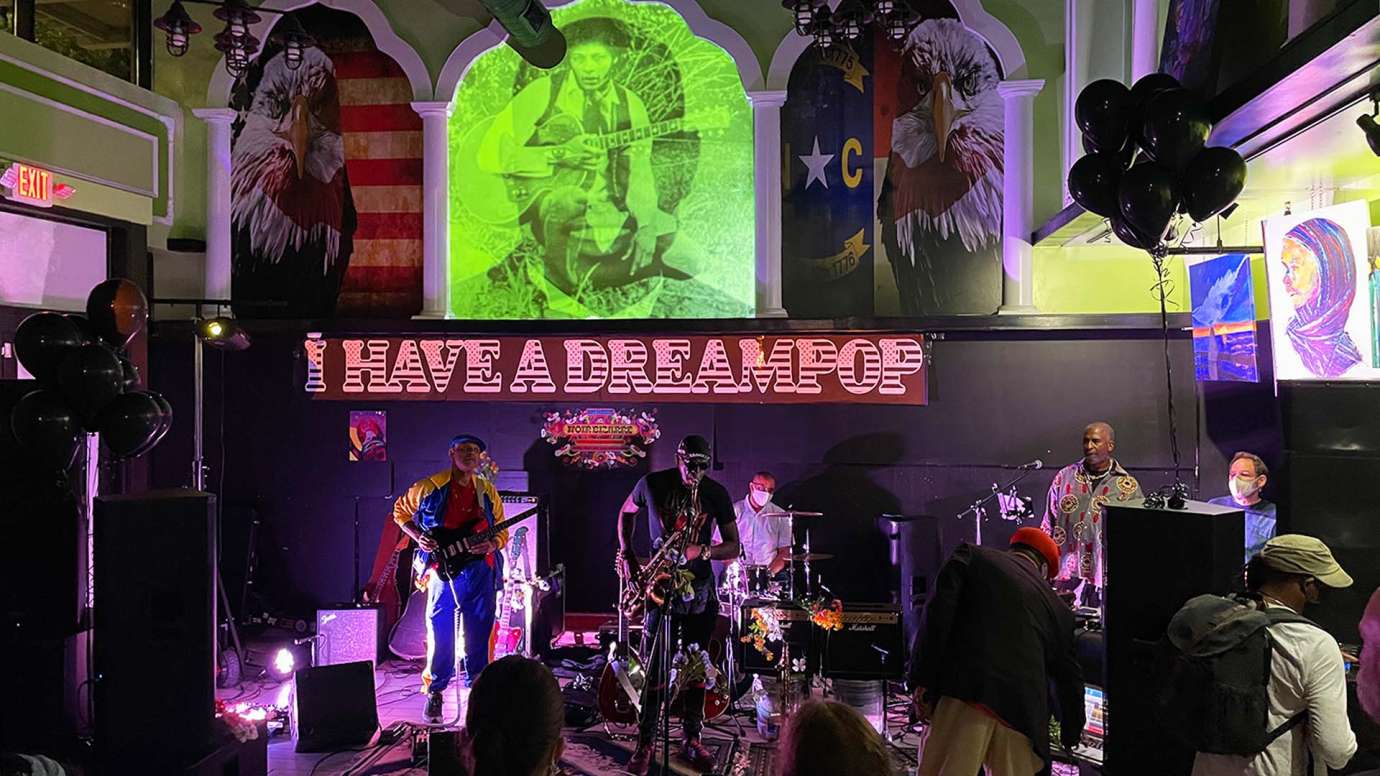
(292, 660), (378, 752)
(94, 489), (217, 770)
(821, 603), (904, 680)
(316, 605), (380, 667)
(1103, 499), (1243, 776)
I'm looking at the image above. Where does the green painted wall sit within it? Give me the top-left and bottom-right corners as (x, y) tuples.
(0, 34), (179, 225)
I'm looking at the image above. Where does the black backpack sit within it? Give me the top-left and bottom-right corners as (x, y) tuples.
(1155, 594), (1313, 755)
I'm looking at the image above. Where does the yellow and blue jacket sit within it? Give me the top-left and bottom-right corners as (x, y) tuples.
(392, 469), (508, 587)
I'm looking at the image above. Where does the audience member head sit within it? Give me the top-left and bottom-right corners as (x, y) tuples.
(1227, 451), (1269, 505)
(1246, 534), (1352, 614)
(461, 655), (565, 776)
(776, 700), (891, 776)
(1359, 587), (1380, 724)
(1010, 526), (1059, 578)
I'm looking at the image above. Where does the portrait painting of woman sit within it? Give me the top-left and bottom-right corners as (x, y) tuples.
(1278, 216), (1363, 378)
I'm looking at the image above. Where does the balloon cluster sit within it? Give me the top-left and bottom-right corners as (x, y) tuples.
(1068, 73), (1247, 252)
(10, 279), (171, 471)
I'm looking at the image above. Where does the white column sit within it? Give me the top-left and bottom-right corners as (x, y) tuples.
(1063, 0), (1084, 206)
(192, 108), (236, 305)
(997, 79), (1044, 314)
(412, 101), (454, 319)
(749, 89), (788, 318)
(1130, 0), (1160, 82)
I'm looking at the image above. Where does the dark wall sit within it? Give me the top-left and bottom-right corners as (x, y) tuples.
(148, 323), (1267, 643)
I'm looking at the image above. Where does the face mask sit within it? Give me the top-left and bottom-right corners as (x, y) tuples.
(1229, 476), (1260, 500)
(749, 486), (770, 503)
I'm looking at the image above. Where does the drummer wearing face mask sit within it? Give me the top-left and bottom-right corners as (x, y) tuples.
(730, 472), (793, 576)
(1208, 451), (1279, 563)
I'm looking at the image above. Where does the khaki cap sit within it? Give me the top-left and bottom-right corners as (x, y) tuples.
(1260, 534), (1353, 588)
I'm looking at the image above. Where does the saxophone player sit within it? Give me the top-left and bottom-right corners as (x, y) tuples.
(616, 434), (741, 775)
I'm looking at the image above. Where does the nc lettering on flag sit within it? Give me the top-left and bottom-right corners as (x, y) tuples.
(781, 40), (875, 317)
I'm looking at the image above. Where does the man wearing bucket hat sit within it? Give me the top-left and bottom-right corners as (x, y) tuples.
(1192, 535), (1357, 776)
(908, 527), (1086, 776)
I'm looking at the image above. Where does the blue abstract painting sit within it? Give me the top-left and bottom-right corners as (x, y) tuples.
(1189, 253), (1259, 382)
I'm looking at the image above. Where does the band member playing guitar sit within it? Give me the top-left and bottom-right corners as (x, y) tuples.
(393, 434), (507, 724)
(616, 435), (740, 775)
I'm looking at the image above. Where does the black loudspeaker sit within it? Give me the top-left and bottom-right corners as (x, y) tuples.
(292, 660), (378, 752)
(1280, 382), (1380, 455)
(1103, 499), (1243, 776)
(821, 603), (904, 680)
(739, 600), (817, 676)
(94, 489), (217, 770)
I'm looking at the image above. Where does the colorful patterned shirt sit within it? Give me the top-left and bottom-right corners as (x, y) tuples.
(1040, 459), (1142, 589)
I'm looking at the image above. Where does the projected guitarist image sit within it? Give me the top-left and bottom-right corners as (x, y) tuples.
(473, 19), (686, 304)
(392, 433), (508, 724)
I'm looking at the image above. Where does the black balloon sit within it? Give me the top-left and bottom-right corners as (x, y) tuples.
(86, 278), (149, 349)
(65, 314), (98, 345)
(1129, 73), (1181, 109)
(1075, 79), (1132, 156)
(1181, 146), (1247, 222)
(96, 391), (163, 460)
(119, 355), (140, 392)
(10, 389), (83, 471)
(127, 391), (172, 458)
(1084, 133), (1136, 169)
(15, 313), (84, 384)
(1140, 88), (1211, 172)
(1068, 153), (1122, 217)
(1118, 162), (1180, 242)
(57, 344), (124, 430)
(1110, 214), (1156, 251)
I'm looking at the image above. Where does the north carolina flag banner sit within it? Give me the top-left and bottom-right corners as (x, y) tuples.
(322, 27), (423, 317)
(781, 39), (875, 317)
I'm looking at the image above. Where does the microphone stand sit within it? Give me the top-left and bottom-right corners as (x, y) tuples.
(956, 466), (1041, 546)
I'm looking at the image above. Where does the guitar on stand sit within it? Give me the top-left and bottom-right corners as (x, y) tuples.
(598, 576), (645, 726)
(493, 526), (530, 658)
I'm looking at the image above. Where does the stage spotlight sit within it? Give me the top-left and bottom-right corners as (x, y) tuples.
(1360, 114), (1380, 156)
(197, 317), (251, 351)
(273, 647), (295, 677)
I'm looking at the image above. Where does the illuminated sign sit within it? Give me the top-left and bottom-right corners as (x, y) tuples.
(0, 163), (75, 208)
(541, 408), (660, 469)
(303, 334), (928, 405)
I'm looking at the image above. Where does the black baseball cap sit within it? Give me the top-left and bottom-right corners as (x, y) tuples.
(677, 435), (711, 460)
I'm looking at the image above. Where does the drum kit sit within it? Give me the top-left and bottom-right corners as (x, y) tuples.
(716, 509), (828, 609)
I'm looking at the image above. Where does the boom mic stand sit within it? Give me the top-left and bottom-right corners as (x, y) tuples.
(956, 464), (1042, 546)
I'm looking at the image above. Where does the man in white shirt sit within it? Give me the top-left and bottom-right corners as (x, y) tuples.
(1193, 535), (1358, 776)
(719, 471), (793, 739)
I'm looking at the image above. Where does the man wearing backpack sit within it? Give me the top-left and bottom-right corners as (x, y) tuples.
(1188, 535), (1357, 776)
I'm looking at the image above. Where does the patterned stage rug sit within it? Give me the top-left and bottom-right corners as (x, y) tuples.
(559, 732), (740, 775)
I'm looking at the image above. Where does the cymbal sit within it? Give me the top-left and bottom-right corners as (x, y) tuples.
(758, 510), (824, 519)
(785, 552), (834, 562)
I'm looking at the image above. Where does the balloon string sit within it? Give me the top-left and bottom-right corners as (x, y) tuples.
(1150, 249), (1183, 486)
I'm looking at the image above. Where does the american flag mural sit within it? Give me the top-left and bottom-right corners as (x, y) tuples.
(325, 33), (423, 317)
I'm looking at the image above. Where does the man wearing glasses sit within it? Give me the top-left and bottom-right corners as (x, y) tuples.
(393, 434), (507, 723)
(616, 435), (741, 774)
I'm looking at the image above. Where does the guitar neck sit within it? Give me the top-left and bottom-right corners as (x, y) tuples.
(594, 117), (686, 151)
(470, 505), (539, 544)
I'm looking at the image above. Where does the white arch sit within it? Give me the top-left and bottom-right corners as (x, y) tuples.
(205, 0), (432, 106)
(434, 0), (766, 103)
(766, 0), (1026, 90)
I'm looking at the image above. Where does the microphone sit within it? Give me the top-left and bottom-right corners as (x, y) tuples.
(1019, 459), (1044, 470)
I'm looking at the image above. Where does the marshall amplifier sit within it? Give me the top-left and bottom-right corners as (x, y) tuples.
(821, 603), (904, 681)
(739, 600), (818, 676)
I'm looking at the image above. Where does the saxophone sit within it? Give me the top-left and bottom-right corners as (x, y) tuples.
(619, 480), (705, 620)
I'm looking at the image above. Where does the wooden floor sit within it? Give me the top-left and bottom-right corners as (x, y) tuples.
(215, 656), (924, 775)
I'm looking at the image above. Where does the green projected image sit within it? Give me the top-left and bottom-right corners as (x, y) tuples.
(449, 0), (755, 319)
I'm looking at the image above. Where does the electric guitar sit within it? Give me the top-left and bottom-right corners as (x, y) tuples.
(455, 106), (732, 226)
(361, 535), (407, 633)
(423, 505), (539, 581)
(597, 583), (644, 725)
(387, 588), (428, 661)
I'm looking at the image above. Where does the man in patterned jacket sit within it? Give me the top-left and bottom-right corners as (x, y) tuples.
(393, 433), (508, 723)
(1040, 422), (1142, 608)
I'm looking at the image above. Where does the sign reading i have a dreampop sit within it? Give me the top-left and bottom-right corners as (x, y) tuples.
(303, 334), (928, 405)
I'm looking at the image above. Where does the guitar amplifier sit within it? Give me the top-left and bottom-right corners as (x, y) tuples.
(821, 603), (904, 681)
(739, 600), (818, 676)
(316, 605), (381, 667)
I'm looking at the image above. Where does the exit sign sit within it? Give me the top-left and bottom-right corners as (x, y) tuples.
(1, 163), (75, 208)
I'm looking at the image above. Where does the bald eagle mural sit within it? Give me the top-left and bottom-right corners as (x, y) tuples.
(230, 42), (356, 318)
(878, 18), (1003, 315)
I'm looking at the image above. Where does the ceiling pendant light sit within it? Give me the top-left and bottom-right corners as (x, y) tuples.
(213, 0), (262, 42)
(153, 0), (202, 57)
(273, 13), (315, 71)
